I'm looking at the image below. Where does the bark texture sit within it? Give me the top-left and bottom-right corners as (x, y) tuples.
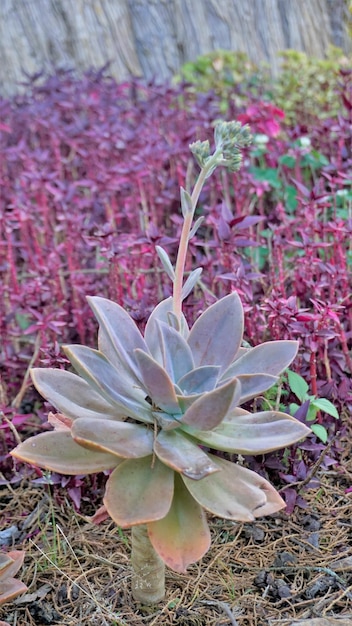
(131, 524), (165, 604)
(0, 0), (350, 95)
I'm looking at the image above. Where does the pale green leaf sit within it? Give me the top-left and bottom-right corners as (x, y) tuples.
(180, 186), (193, 217)
(188, 410), (311, 454)
(134, 349), (181, 414)
(180, 378), (240, 430)
(154, 430), (220, 479)
(182, 454), (285, 522)
(187, 293), (244, 374)
(223, 340), (298, 379)
(103, 456), (174, 527)
(30, 368), (118, 421)
(148, 474), (211, 573)
(63, 345), (152, 423)
(155, 245), (175, 281)
(181, 267), (203, 300)
(177, 365), (220, 394)
(87, 296), (148, 382)
(11, 432), (119, 474)
(155, 321), (194, 383)
(71, 418), (154, 458)
(237, 373), (278, 403)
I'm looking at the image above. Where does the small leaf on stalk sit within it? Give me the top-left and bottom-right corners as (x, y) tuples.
(181, 268), (203, 300)
(155, 246), (175, 281)
(180, 186), (193, 217)
(188, 216), (204, 240)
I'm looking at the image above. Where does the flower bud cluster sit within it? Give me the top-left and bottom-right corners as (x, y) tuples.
(189, 121), (252, 174)
(215, 121), (252, 172)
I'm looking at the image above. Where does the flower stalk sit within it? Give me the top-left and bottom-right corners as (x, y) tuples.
(11, 119), (310, 605)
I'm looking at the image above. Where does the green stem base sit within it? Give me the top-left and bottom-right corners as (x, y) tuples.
(131, 524), (165, 604)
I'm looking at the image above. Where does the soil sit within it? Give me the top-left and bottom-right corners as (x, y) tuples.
(1, 429), (351, 626)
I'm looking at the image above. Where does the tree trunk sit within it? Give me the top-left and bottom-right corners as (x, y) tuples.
(0, 0), (350, 96)
(131, 524), (165, 604)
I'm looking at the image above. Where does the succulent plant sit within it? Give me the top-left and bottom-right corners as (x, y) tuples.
(11, 121), (310, 603)
(0, 551), (27, 608)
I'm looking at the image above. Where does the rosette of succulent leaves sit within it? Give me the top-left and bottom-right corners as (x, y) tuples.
(12, 121), (310, 602)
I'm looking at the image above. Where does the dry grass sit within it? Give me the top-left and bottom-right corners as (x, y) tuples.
(1, 434), (351, 626)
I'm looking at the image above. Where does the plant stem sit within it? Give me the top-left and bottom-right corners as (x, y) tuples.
(131, 524), (165, 604)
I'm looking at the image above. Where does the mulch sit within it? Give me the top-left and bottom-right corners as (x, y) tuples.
(1, 429), (351, 626)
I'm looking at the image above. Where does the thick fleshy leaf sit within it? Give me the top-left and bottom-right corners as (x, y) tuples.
(155, 321), (194, 383)
(134, 349), (181, 414)
(237, 373), (278, 403)
(177, 365), (220, 394)
(0, 578), (27, 605)
(71, 418), (154, 458)
(48, 412), (72, 431)
(103, 456), (174, 527)
(154, 430), (220, 479)
(63, 345), (152, 423)
(189, 410), (311, 454)
(0, 552), (25, 582)
(144, 297), (189, 363)
(180, 378), (240, 430)
(148, 474), (211, 573)
(30, 368), (118, 421)
(87, 296), (148, 382)
(187, 293), (243, 374)
(223, 340), (298, 379)
(11, 432), (119, 474)
(182, 454), (285, 521)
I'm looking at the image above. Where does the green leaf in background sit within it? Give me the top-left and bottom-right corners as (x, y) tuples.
(287, 370), (309, 402)
(310, 424), (328, 443)
(249, 166), (281, 189)
(279, 155), (296, 168)
(311, 398), (339, 419)
(284, 185), (298, 213)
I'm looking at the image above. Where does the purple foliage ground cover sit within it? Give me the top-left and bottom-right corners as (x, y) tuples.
(1, 68), (351, 505)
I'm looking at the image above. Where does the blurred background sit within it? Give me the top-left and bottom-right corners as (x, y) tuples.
(1, 0), (351, 95)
